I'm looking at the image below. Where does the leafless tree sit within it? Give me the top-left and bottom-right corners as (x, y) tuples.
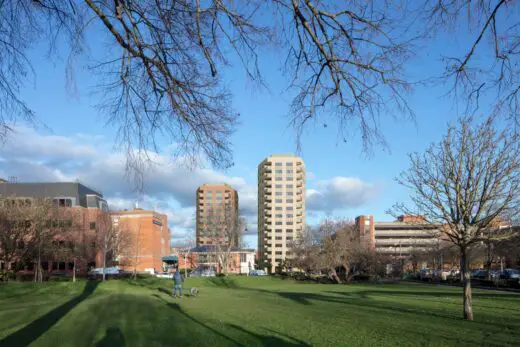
(0, 198), (33, 281)
(0, 1), (420, 185)
(287, 225), (321, 274)
(279, 0), (416, 151)
(204, 204), (245, 275)
(28, 197), (68, 283)
(95, 211), (133, 280)
(422, 0), (520, 125)
(393, 115), (519, 320)
(49, 207), (87, 283)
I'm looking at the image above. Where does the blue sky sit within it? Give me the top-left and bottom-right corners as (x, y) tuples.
(0, 9), (504, 248)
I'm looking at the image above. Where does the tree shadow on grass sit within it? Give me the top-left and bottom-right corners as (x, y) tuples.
(95, 327), (126, 347)
(228, 324), (311, 346)
(157, 287), (171, 296)
(207, 277), (240, 289)
(270, 290), (520, 330)
(153, 293), (311, 346)
(0, 281), (99, 347)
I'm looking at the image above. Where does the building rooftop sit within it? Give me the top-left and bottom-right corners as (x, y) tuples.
(183, 245), (255, 253)
(197, 183), (235, 189)
(112, 208), (166, 216)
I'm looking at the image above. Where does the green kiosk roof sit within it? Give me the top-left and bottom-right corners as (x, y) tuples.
(161, 255), (179, 264)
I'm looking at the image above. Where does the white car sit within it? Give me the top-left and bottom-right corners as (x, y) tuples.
(249, 270), (267, 276)
(89, 267), (120, 275)
(155, 272), (174, 279)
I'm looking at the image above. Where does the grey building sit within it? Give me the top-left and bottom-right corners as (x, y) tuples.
(0, 180), (108, 211)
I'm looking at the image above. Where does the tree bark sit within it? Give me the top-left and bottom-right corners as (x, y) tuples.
(485, 243), (493, 280)
(461, 248), (474, 320)
(35, 241), (42, 283)
(330, 268), (342, 284)
(73, 257), (76, 283)
(102, 246), (107, 281)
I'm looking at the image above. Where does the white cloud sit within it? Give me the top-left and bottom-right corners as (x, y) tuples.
(307, 176), (380, 212)
(0, 127), (258, 247)
(1, 127), (98, 161)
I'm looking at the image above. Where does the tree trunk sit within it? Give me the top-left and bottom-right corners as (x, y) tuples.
(461, 248), (474, 320)
(102, 247), (107, 281)
(73, 258), (76, 283)
(35, 242), (42, 283)
(330, 268), (342, 284)
(485, 243), (492, 280)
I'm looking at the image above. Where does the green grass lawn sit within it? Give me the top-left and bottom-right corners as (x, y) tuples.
(0, 277), (519, 347)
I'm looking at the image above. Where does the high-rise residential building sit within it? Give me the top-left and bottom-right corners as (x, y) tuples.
(258, 154), (305, 273)
(196, 183), (239, 246)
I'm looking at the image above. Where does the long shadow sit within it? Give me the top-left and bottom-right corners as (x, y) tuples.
(158, 294), (311, 346)
(0, 281), (100, 347)
(157, 287), (171, 296)
(95, 327), (126, 347)
(273, 290), (520, 330)
(166, 302), (243, 346)
(228, 324), (311, 346)
(207, 277), (240, 289)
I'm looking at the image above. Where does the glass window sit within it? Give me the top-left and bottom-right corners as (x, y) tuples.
(275, 184), (283, 188)
(275, 251), (283, 255)
(275, 169), (283, 174)
(275, 191), (282, 196)
(275, 236), (283, 240)
(275, 162), (282, 166)
(286, 177), (294, 181)
(275, 214), (283, 218)
(286, 199), (293, 203)
(275, 207), (282, 210)
(275, 229), (283, 233)
(275, 199), (283, 203)
(286, 162), (293, 166)
(286, 206), (293, 210)
(275, 244), (283, 247)
(275, 177), (283, 181)
(286, 214), (293, 218)
(287, 221), (294, 225)
(240, 254), (246, 263)
(89, 222), (96, 230)
(275, 221), (283, 225)
(286, 184), (293, 188)
(287, 192), (294, 196)
(286, 170), (293, 174)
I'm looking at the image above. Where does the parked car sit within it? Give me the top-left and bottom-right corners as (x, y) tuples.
(249, 270), (267, 276)
(190, 268), (216, 277)
(88, 267), (122, 279)
(155, 272), (174, 279)
(503, 269), (520, 280)
(472, 270), (489, 279)
(89, 267), (120, 275)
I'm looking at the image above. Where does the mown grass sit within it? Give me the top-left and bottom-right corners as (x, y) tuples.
(0, 276), (519, 346)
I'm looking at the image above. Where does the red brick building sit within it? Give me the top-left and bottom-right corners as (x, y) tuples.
(112, 208), (171, 273)
(174, 245), (255, 274)
(0, 181), (109, 275)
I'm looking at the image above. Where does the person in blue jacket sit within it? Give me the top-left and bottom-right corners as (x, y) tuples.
(172, 267), (183, 298)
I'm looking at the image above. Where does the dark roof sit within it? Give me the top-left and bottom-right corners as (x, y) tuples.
(0, 182), (105, 208)
(162, 256), (179, 264)
(188, 245), (255, 253)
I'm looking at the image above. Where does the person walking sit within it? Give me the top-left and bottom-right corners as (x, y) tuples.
(172, 267), (183, 298)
